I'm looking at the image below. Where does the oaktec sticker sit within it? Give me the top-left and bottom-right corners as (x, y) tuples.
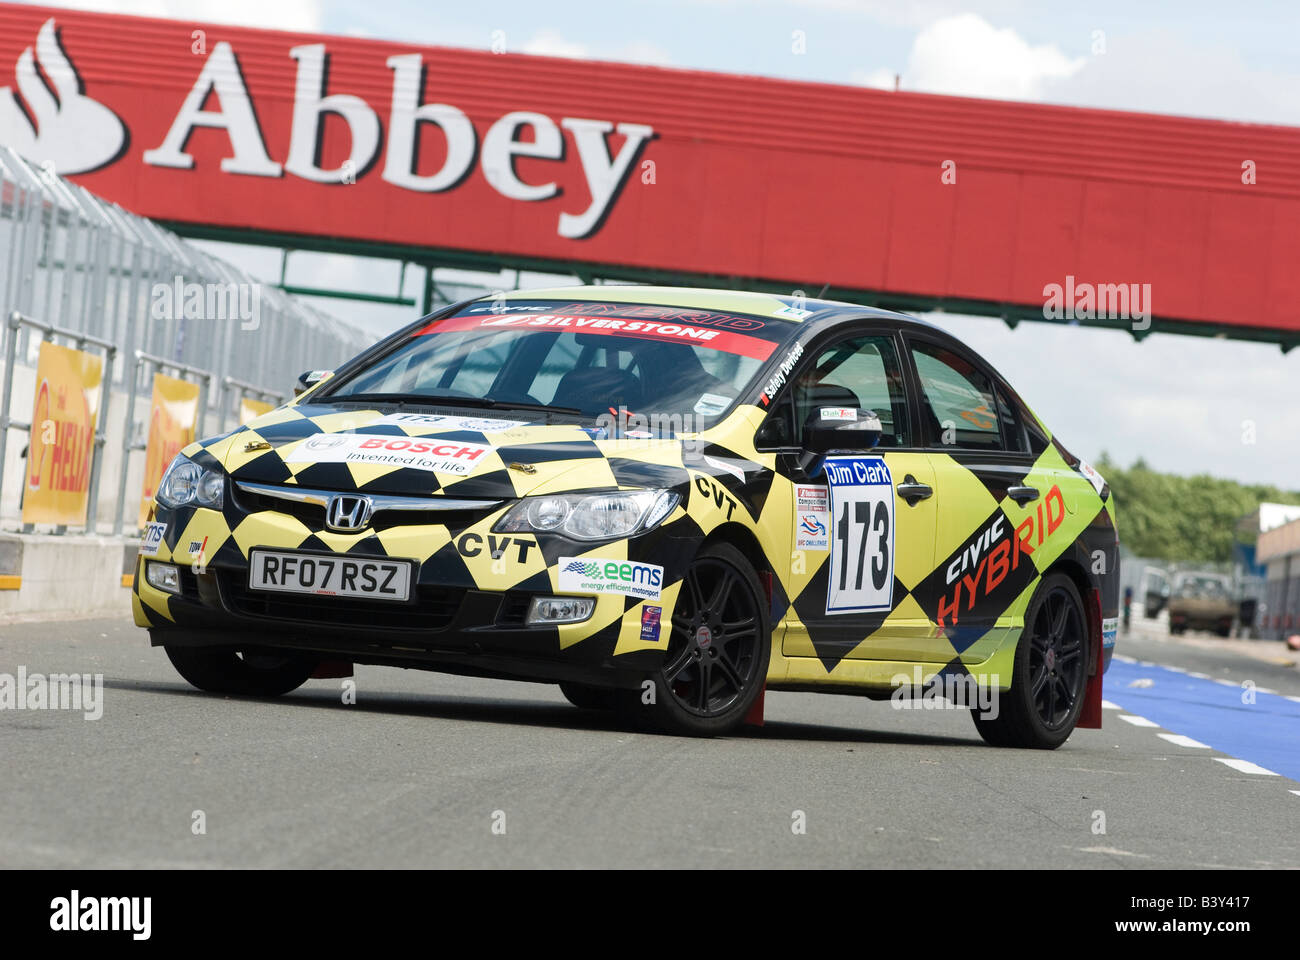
(140, 522), (167, 557)
(640, 605), (662, 643)
(369, 412), (528, 433)
(795, 484), (829, 551)
(819, 407), (857, 421)
(558, 557), (664, 601)
(287, 433), (491, 476)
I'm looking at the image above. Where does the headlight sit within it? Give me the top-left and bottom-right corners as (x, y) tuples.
(157, 454), (224, 510)
(495, 489), (679, 541)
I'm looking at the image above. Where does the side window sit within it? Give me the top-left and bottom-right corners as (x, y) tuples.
(792, 335), (910, 447)
(910, 342), (1002, 450)
(994, 385), (1028, 454)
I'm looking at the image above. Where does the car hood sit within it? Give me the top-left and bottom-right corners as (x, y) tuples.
(208, 402), (692, 500)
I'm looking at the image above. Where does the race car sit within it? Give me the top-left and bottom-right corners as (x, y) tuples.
(133, 286), (1119, 746)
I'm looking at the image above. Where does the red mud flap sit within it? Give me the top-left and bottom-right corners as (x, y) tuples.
(1076, 591), (1104, 729)
(743, 685), (766, 727)
(311, 660), (354, 679)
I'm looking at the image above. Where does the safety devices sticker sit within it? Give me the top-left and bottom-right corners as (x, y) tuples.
(369, 412), (528, 433)
(823, 456), (894, 615)
(139, 522), (167, 557)
(287, 433), (491, 475)
(795, 485), (829, 551)
(558, 557), (664, 601)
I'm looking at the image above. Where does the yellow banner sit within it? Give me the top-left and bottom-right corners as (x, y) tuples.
(239, 396), (275, 425)
(139, 374), (201, 528)
(22, 342), (103, 527)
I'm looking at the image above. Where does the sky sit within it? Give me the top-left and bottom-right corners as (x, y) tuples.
(17, 0), (1300, 487)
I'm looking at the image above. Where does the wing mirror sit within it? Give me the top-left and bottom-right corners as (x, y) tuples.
(800, 406), (882, 475)
(294, 369), (332, 397)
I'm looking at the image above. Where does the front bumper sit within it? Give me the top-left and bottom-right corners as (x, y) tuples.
(133, 501), (685, 688)
(138, 558), (662, 688)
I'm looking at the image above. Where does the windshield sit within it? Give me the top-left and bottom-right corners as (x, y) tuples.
(323, 300), (793, 433)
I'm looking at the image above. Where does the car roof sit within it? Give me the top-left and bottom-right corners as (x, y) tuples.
(482, 284), (947, 333)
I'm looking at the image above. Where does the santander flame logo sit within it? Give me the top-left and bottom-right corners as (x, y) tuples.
(0, 19), (126, 174)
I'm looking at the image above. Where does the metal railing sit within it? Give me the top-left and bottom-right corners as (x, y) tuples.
(220, 375), (284, 433)
(0, 145), (371, 411)
(0, 311), (117, 533)
(112, 351), (215, 535)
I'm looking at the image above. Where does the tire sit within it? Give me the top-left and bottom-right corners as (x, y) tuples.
(631, 542), (770, 737)
(558, 682), (618, 710)
(165, 645), (316, 697)
(971, 573), (1089, 749)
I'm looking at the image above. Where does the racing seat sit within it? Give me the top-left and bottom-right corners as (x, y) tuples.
(551, 366), (643, 413)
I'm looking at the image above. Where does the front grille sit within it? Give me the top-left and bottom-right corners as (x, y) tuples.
(495, 593), (533, 627)
(220, 574), (466, 631)
(231, 485), (499, 531)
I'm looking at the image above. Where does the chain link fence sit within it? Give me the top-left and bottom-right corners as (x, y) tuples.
(0, 145), (371, 530)
(0, 145), (369, 401)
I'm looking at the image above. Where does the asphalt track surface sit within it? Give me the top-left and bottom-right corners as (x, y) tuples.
(2, 613), (1297, 869)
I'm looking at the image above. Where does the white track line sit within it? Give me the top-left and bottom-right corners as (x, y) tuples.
(1157, 733), (1210, 749)
(1118, 715), (1160, 727)
(1290, 791), (1300, 797)
(1100, 699), (1121, 710)
(1214, 758), (1278, 776)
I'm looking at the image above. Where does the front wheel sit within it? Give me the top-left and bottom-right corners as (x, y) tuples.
(971, 573), (1089, 749)
(165, 645), (316, 697)
(634, 543), (770, 737)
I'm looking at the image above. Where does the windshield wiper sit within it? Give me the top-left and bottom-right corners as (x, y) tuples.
(324, 392), (583, 416)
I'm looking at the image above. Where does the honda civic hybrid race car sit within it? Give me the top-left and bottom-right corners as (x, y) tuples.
(133, 286), (1119, 745)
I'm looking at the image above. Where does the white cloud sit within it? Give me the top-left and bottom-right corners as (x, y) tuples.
(14, 0), (323, 33)
(617, 41), (674, 67)
(883, 13), (1085, 100)
(851, 66), (895, 90)
(521, 30), (671, 67)
(1050, 30), (1300, 126)
(522, 29), (590, 59)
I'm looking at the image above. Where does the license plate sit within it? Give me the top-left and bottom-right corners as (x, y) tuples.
(248, 550), (413, 602)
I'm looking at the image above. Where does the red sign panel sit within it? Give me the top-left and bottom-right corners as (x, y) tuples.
(2, 3), (1299, 335)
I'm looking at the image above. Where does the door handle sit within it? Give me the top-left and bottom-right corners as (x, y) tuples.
(1007, 485), (1040, 505)
(897, 475), (933, 505)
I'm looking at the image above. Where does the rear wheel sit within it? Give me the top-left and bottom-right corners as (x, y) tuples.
(635, 543), (770, 737)
(971, 573), (1088, 749)
(165, 646), (316, 697)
